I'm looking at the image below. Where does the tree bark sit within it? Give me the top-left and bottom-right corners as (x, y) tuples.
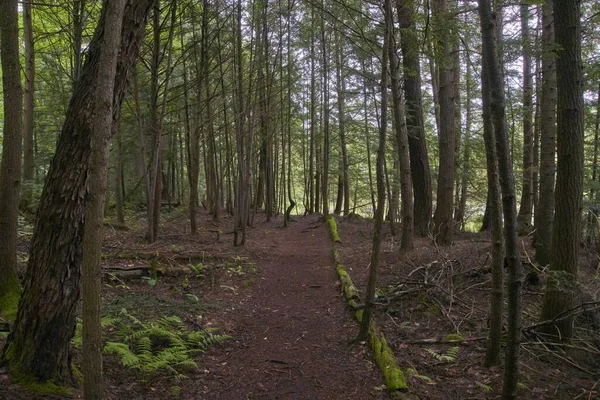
(397, 0), (432, 236)
(358, 0), (390, 340)
(82, 2), (126, 398)
(1, 0), (154, 385)
(539, 0), (584, 342)
(534, 0), (556, 267)
(388, 3), (414, 251)
(478, 1), (523, 398)
(0, 0), (23, 320)
(22, 0), (36, 211)
(517, 3), (535, 234)
(432, 0), (456, 246)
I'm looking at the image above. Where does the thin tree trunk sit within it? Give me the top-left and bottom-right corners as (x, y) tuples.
(114, 120), (125, 224)
(481, 35), (504, 368)
(82, 2), (126, 398)
(517, 3), (535, 234)
(358, 2), (390, 340)
(22, 0), (35, 211)
(0, 0), (23, 320)
(478, 1), (523, 397)
(388, 3), (414, 251)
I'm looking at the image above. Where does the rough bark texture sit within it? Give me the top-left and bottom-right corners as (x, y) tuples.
(517, 3), (535, 234)
(397, 0), (432, 237)
(478, 1), (523, 397)
(82, 2), (126, 398)
(534, 0), (556, 267)
(0, 0), (24, 321)
(480, 38), (504, 369)
(539, 0), (583, 341)
(388, 2), (414, 251)
(22, 0), (36, 211)
(1, 0), (154, 385)
(432, 0), (456, 246)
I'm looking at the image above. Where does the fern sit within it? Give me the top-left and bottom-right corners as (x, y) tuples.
(424, 346), (459, 363)
(101, 308), (230, 380)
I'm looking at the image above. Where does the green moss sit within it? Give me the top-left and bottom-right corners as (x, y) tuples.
(327, 217), (341, 242)
(0, 284), (20, 321)
(445, 333), (463, 341)
(370, 331), (408, 391)
(334, 256), (408, 393)
(3, 344), (72, 396)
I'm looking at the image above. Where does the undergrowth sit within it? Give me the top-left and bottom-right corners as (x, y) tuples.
(74, 308), (230, 380)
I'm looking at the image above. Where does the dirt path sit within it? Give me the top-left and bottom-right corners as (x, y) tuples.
(201, 215), (384, 399)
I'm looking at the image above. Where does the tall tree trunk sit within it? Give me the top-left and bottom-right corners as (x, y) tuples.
(1, 0), (154, 385)
(0, 0), (23, 320)
(82, 2), (126, 398)
(320, 2), (330, 217)
(22, 0), (36, 211)
(335, 29), (350, 216)
(388, 3), (414, 251)
(539, 0), (584, 342)
(517, 3), (535, 234)
(398, 0), (432, 236)
(481, 35), (504, 369)
(358, 1), (390, 340)
(432, 0), (456, 246)
(456, 57), (472, 230)
(309, 5), (316, 214)
(478, 1), (523, 398)
(534, 0), (557, 267)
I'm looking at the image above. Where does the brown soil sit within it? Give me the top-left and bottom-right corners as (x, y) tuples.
(1, 211), (386, 400)
(2, 210), (598, 399)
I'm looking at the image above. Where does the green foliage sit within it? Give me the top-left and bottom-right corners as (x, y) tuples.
(327, 216), (341, 242)
(406, 368), (434, 384)
(102, 309), (230, 379)
(423, 346), (459, 363)
(475, 381), (494, 392)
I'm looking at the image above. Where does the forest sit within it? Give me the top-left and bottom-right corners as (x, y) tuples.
(0, 0), (599, 398)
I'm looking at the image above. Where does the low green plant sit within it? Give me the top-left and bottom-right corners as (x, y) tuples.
(424, 346), (459, 363)
(103, 309), (230, 379)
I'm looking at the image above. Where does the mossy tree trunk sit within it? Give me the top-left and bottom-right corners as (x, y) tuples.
(1, 0), (154, 385)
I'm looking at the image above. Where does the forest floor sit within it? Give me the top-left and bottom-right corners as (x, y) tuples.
(1, 208), (599, 399)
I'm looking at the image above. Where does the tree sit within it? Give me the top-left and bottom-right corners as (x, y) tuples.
(534, 0), (557, 267)
(397, 0), (432, 237)
(21, 0), (36, 211)
(388, 9), (414, 251)
(81, 2), (127, 397)
(0, 0), (23, 321)
(539, 0), (584, 341)
(1, 0), (155, 385)
(478, 0), (523, 397)
(358, 0), (390, 341)
(432, 0), (456, 245)
(517, 3), (535, 234)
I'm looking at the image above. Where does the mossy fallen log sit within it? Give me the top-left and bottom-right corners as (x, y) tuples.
(333, 250), (408, 393)
(327, 216), (341, 242)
